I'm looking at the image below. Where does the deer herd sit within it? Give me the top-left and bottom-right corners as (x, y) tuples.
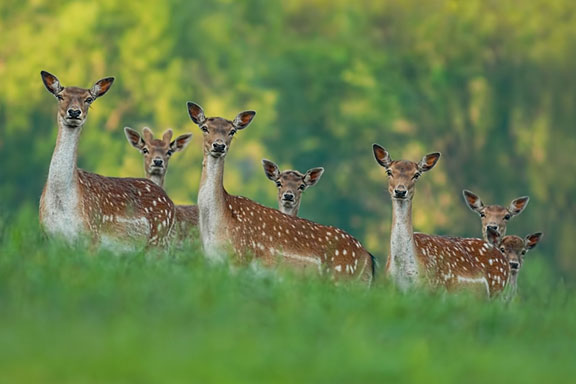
(38, 71), (543, 300)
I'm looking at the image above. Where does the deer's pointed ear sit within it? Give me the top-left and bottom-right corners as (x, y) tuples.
(373, 144), (391, 168)
(41, 71), (63, 95)
(162, 129), (174, 144)
(486, 227), (501, 248)
(187, 102), (206, 125)
(262, 159), (280, 181)
(233, 111), (256, 130)
(418, 152), (441, 172)
(90, 77), (115, 98)
(124, 127), (145, 150)
(509, 196), (530, 216)
(463, 190), (484, 213)
(170, 133), (193, 152)
(304, 167), (324, 187)
(525, 232), (543, 250)
(142, 127), (154, 143)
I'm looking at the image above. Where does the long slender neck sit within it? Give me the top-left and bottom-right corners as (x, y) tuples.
(279, 204), (299, 216)
(389, 198), (420, 289)
(197, 153), (228, 258)
(46, 116), (81, 193)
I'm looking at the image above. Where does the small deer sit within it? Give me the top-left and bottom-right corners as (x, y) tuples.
(373, 144), (509, 296)
(188, 102), (374, 283)
(124, 127), (198, 237)
(487, 229), (543, 300)
(262, 159), (324, 216)
(39, 71), (174, 248)
(462, 189), (529, 240)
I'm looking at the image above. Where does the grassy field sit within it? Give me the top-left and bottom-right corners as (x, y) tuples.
(0, 207), (574, 384)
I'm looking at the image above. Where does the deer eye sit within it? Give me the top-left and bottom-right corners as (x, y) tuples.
(412, 172), (421, 180)
(386, 170), (392, 177)
(167, 150), (174, 157)
(201, 126), (208, 133)
(85, 97), (94, 104)
(229, 129), (237, 136)
(500, 247), (505, 253)
(56, 94), (64, 101)
(275, 181), (281, 188)
(298, 184), (306, 191)
(480, 212), (486, 218)
(504, 214), (511, 220)
(142, 148), (149, 154)
(521, 250), (526, 255)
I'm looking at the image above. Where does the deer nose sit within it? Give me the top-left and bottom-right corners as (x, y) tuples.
(394, 187), (407, 199)
(212, 143), (226, 153)
(153, 159), (163, 167)
(509, 261), (519, 270)
(283, 192), (295, 201)
(487, 225), (498, 232)
(67, 109), (81, 119)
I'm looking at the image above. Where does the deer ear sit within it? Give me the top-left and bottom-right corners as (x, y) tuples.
(509, 196), (529, 216)
(525, 232), (543, 250)
(124, 127), (145, 150)
(418, 152), (441, 172)
(187, 102), (207, 125)
(170, 133), (193, 152)
(262, 159), (280, 181)
(304, 167), (324, 187)
(463, 190), (484, 213)
(373, 144), (391, 168)
(90, 77), (115, 98)
(486, 226), (502, 248)
(233, 111), (256, 130)
(162, 129), (174, 144)
(41, 71), (63, 95)
(142, 127), (154, 143)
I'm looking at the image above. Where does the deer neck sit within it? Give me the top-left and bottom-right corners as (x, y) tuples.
(197, 153), (228, 259)
(389, 197), (420, 289)
(279, 204), (299, 217)
(148, 173), (165, 188)
(41, 116), (83, 239)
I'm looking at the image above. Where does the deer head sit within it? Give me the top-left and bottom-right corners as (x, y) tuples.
(262, 159), (324, 215)
(372, 144), (441, 200)
(462, 190), (529, 239)
(124, 127), (193, 186)
(41, 71), (114, 129)
(186, 102), (256, 158)
(487, 228), (543, 275)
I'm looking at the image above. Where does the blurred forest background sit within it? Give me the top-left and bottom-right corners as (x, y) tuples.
(1, 0), (575, 279)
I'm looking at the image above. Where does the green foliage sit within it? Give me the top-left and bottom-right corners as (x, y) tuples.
(1, 209), (575, 383)
(1, 0), (575, 277)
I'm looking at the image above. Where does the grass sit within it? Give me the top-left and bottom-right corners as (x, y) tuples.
(1, 206), (575, 383)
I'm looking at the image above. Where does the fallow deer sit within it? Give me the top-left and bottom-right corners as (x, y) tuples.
(462, 189), (529, 240)
(373, 144), (509, 296)
(39, 71), (174, 248)
(124, 127), (198, 237)
(487, 230), (543, 300)
(188, 102), (375, 283)
(262, 159), (324, 216)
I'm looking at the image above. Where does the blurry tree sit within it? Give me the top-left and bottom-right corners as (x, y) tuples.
(1, 0), (575, 278)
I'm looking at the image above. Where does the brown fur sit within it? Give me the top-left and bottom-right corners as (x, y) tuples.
(190, 102), (374, 283)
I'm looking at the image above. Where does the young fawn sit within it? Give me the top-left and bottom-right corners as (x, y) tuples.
(262, 159), (324, 216)
(373, 144), (509, 296)
(487, 229), (543, 300)
(39, 71), (174, 248)
(124, 127), (198, 237)
(462, 189), (529, 240)
(188, 102), (374, 283)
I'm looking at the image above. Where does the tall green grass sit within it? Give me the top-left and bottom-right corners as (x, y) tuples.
(1, 206), (574, 383)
